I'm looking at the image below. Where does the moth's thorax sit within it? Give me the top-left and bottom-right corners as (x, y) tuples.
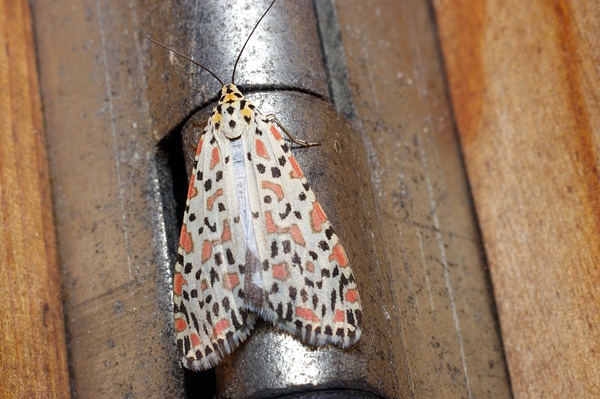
(209, 84), (257, 139)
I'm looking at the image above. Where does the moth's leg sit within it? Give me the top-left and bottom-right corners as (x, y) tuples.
(265, 114), (320, 147)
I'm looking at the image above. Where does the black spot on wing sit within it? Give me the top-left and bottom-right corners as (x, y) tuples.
(292, 252), (301, 266)
(210, 268), (219, 284)
(282, 240), (291, 254)
(226, 248), (235, 265)
(204, 217), (217, 232)
(325, 226), (334, 240)
(285, 303), (294, 322)
(184, 262), (193, 273)
(279, 203), (291, 220)
(214, 253), (223, 266)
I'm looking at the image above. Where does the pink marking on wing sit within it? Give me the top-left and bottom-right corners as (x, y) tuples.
(306, 262), (315, 273)
(334, 309), (345, 323)
(345, 289), (359, 303)
(186, 178), (198, 199)
(290, 224), (305, 246)
(296, 307), (320, 323)
(221, 220), (231, 242)
(272, 262), (290, 281)
(201, 240), (212, 263)
(212, 319), (231, 338)
(190, 333), (202, 348)
(179, 224), (193, 254)
(255, 138), (270, 159)
(310, 202), (326, 232)
(196, 138), (204, 155)
(328, 243), (349, 267)
(200, 279), (208, 291)
(210, 147), (220, 170)
(207, 188), (224, 211)
(270, 124), (283, 141)
(175, 317), (187, 332)
(288, 156), (304, 179)
(265, 211), (279, 234)
(261, 181), (284, 200)
(173, 273), (187, 297)
(223, 273), (240, 290)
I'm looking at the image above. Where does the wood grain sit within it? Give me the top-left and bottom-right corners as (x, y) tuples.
(0, 1), (70, 398)
(434, 1), (600, 397)
(334, 1), (512, 397)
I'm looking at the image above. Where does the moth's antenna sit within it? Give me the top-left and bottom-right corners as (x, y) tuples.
(231, 0), (277, 84)
(139, 34), (225, 87)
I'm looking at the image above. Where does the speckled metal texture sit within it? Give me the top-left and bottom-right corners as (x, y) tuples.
(142, 0), (329, 138)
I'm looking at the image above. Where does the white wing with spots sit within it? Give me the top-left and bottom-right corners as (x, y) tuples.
(240, 114), (362, 348)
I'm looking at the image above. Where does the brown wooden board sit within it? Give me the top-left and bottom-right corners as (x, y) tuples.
(0, 0), (70, 397)
(333, 1), (512, 397)
(434, 1), (600, 397)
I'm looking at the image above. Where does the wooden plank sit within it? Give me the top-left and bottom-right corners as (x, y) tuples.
(0, 1), (70, 398)
(434, 1), (600, 397)
(334, 1), (512, 397)
(30, 1), (187, 397)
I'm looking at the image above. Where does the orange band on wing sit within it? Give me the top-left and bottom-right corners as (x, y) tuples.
(310, 202), (327, 232)
(262, 181), (284, 201)
(329, 243), (349, 267)
(179, 224), (193, 254)
(270, 124), (283, 141)
(210, 147), (220, 170)
(296, 307), (320, 323)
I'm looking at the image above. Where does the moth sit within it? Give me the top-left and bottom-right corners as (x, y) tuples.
(144, 0), (362, 371)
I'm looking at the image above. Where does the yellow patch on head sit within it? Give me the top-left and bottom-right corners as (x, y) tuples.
(224, 93), (237, 103)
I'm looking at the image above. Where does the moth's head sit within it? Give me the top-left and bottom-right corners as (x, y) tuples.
(218, 84), (245, 105)
(211, 84), (254, 139)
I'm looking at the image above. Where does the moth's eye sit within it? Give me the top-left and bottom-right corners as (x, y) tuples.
(218, 94), (225, 102)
